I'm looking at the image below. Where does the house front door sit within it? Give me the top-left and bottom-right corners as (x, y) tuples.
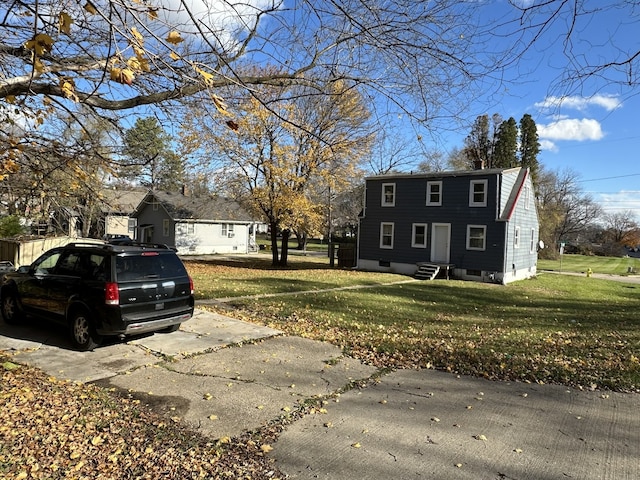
(431, 223), (451, 263)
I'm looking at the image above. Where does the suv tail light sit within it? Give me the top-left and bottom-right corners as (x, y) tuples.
(189, 276), (194, 295)
(105, 282), (120, 305)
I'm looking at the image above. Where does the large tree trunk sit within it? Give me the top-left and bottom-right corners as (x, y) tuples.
(294, 230), (307, 250)
(279, 229), (290, 266)
(269, 222), (280, 265)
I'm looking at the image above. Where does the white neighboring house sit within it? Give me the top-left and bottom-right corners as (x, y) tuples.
(100, 188), (147, 239)
(133, 190), (261, 255)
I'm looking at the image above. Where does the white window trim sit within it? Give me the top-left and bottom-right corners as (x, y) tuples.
(466, 224), (487, 251)
(530, 228), (536, 253)
(426, 181), (442, 206)
(411, 223), (428, 248)
(469, 179), (488, 207)
(524, 185), (531, 210)
(514, 226), (520, 248)
(382, 183), (396, 207)
(380, 222), (394, 249)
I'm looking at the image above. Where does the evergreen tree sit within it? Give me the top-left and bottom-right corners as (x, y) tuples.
(463, 114), (502, 169)
(493, 117), (518, 168)
(519, 114), (540, 183)
(122, 117), (184, 190)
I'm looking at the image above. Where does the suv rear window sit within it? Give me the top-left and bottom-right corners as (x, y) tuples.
(115, 253), (187, 281)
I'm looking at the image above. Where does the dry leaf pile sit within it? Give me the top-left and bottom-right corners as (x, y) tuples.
(1, 357), (283, 480)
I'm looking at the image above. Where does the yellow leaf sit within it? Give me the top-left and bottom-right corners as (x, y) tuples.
(24, 33), (54, 56)
(59, 12), (73, 35)
(195, 67), (214, 84)
(211, 93), (229, 115)
(128, 56), (149, 72)
(84, 2), (97, 15)
(170, 52), (180, 61)
(69, 451), (81, 459)
(91, 435), (104, 446)
(60, 78), (79, 102)
(166, 31), (184, 44)
(351, 442), (361, 448)
(131, 27), (144, 44)
(5, 95), (15, 103)
(208, 414), (218, 420)
(147, 8), (159, 20)
(110, 68), (135, 85)
(34, 58), (45, 73)
(260, 444), (273, 453)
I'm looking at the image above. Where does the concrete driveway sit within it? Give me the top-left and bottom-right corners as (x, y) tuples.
(1, 309), (638, 479)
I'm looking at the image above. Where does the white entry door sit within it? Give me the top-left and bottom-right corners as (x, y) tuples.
(431, 223), (451, 263)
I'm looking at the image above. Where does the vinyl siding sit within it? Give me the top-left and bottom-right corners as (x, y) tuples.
(358, 168), (538, 282)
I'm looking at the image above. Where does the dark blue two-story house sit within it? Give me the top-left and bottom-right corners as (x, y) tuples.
(357, 167), (539, 284)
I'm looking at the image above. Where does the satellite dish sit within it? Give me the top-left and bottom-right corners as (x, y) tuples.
(538, 240), (545, 250)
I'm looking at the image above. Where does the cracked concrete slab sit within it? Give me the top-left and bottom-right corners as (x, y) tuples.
(0, 309), (282, 382)
(97, 336), (378, 439)
(128, 309), (281, 358)
(10, 343), (157, 383)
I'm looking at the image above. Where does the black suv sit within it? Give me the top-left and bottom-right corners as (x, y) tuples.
(1, 242), (195, 350)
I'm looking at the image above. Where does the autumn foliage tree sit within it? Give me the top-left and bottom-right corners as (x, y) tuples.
(181, 79), (372, 266)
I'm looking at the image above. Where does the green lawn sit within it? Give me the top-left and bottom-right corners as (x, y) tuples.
(538, 253), (640, 275)
(185, 257), (640, 392)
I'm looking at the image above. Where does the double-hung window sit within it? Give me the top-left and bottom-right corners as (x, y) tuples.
(530, 229), (536, 253)
(382, 183), (396, 206)
(467, 225), (486, 251)
(469, 180), (488, 207)
(222, 223), (235, 237)
(412, 223), (427, 248)
(380, 222), (394, 248)
(514, 226), (521, 248)
(426, 181), (442, 206)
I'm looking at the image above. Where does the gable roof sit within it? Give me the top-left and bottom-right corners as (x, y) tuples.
(499, 167), (530, 221)
(100, 188), (148, 214)
(364, 166), (521, 181)
(138, 190), (256, 223)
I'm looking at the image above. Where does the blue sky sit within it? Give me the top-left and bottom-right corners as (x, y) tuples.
(446, 0), (640, 218)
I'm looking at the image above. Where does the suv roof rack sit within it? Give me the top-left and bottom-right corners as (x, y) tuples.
(65, 242), (110, 249)
(66, 241), (172, 250)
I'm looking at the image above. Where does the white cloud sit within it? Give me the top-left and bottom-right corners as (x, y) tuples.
(535, 94), (622, 112)
(538, 139), (558, 152)
(537, 118), (604, 142)
(158, 0), (275, 48)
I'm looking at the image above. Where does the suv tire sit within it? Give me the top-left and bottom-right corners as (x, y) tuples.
(1, 290), (24, 325)
(69, 309), (102, 351)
